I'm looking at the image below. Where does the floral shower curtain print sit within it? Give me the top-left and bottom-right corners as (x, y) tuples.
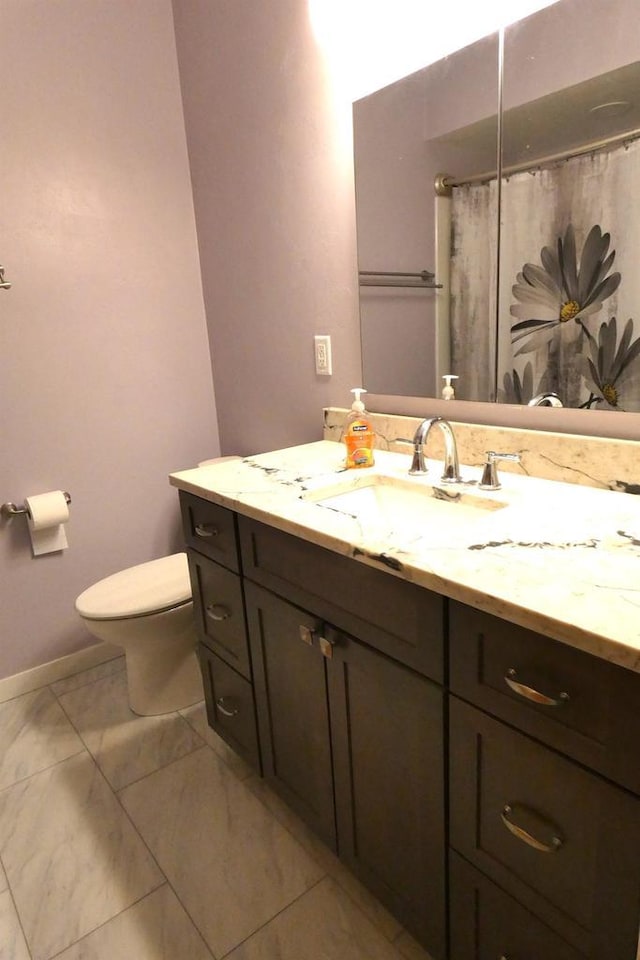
(496, 136), (640, 411)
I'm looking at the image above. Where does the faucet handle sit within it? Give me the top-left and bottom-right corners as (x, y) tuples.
(479, 451), (521, 490)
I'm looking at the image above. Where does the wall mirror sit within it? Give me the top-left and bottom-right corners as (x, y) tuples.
(497, 0), (640, 412)
(353, 32), (500, 402)
(354, 0), (640, 412)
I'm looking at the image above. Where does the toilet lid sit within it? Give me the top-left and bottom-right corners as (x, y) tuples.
(76, 552), (191, 620)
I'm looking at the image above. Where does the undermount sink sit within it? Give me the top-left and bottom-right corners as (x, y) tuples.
(305, 473), (507, 534)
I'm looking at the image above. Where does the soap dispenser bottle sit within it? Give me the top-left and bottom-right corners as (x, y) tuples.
(441, 374), (459, 400)
(344, 388), (375, 469)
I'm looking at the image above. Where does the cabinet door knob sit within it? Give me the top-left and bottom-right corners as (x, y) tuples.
(195, 523), (219, 538)
(501, 803), (563, 853)
(299, 624), (315, 646)
(504, 668), (569, 707)
(298, 625), (335, 658)
(319, 635), (335, 659)
(206, 604), (231, 622)
(216, 697), (239, 718)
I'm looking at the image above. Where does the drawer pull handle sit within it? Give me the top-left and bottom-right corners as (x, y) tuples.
(501, 803), (563, 853)
(216, 697), (239, 718)
(206, 604), (231, 622)
(195, 523), (219, 538)
(505, 668), (569, 707)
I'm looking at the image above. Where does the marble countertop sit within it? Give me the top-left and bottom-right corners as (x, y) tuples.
(170, 440), (640, 673)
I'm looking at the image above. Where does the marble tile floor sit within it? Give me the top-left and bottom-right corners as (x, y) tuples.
(0, 656), (433, 960)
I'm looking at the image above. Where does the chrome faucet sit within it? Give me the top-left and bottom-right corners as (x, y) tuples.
(528, 392), (563, 407)
(409, 417), (461, 483)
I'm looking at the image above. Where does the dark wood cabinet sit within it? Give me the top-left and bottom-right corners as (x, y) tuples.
(179, 491), (640, 960)
(449, 696), (640, 959)
(245, 580), (446, 958)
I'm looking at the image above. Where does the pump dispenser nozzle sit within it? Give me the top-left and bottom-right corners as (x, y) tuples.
(350, 387), (367, 412)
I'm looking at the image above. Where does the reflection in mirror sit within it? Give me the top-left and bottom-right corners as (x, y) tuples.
(497, 0), (640, 411)
(353, 33), (500, 401)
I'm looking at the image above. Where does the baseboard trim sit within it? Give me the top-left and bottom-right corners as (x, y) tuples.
(0, 642), (122, 704)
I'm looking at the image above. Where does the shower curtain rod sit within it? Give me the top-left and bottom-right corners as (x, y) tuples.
(436, 124), (640, 192)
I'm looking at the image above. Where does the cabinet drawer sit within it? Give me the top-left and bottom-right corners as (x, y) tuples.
(239, 516), (444, 681)
(188, 551), (250, 678)
(449, 697), (640, 959)
(450, 851), (585, 960)
(197, 645), (260, 772)
(449, 600), (640, 793)
(180, 492), (239, 571)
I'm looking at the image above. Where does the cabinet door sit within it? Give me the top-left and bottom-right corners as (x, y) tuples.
(328, 626), (446, 960)
(450, 696), (640, 959)
(246, 582), (337, 850)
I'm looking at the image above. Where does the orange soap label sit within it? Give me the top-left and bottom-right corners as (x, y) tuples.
(345, 423), (374, 468)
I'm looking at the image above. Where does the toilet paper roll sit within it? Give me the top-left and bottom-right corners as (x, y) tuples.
(25, 491), (70, 556)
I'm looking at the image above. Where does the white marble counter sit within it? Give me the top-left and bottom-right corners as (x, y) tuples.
(170, 440), (640, 674)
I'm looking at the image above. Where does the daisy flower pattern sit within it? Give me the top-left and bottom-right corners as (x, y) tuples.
(581, 316), (640, 410)
(510, 224), (621, 356)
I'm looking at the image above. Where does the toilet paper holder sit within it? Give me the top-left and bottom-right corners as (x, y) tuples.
(1, 492), (71, 519)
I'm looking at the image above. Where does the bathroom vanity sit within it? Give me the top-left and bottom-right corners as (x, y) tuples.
(171, 436), (640, 960)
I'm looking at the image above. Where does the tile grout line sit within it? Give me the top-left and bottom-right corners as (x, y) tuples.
(0, 744), (88, 798)
(217, 874), (329, 960)
(53, 680), (208, 793)
(112, 746), (221, 960)
(2, 673), (213, 958)
(43, 882), (171, 960)
(2, 855), (34, 960)
(5, 663), (414, 959)
(239, 779), (405, 947)
(115, 746), (330, 960)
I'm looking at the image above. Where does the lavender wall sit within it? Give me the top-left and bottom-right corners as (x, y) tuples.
(0, 0), (219, 679)
(2, 0), (637, 684)
(172, 0), (362, 456)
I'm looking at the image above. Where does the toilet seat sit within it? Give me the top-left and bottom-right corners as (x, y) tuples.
(75, 552), (191, 621)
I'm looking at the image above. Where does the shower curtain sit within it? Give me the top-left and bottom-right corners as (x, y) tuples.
(450, 136), (640, 411)
(449, 180), (498, 401)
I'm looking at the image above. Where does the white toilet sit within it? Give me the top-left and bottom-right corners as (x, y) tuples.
(75, 552), (202, 716)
